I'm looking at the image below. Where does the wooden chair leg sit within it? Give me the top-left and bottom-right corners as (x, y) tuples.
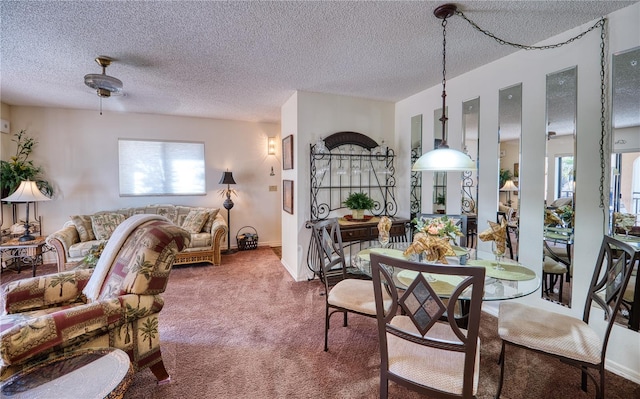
(150, 360), (171, 384)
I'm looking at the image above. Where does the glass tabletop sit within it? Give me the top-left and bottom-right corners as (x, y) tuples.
(353, 242), (540, 301)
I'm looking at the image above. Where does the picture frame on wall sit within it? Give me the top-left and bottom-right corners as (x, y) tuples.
(282, 135), (293, 170)
(283, 180), (294, 214)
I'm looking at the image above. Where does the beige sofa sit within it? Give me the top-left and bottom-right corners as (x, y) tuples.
(46, 204), (227, 271)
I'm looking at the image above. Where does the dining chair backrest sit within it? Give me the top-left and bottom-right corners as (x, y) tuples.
(310, 218), (347, 289)
(370, 253), (485, 398)
(584, 235), (640, 350)
(419, 213), (468, 247)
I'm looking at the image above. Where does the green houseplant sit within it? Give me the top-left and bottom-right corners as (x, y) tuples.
(0, 130), (54, 198)
(343, 192), (375, 220)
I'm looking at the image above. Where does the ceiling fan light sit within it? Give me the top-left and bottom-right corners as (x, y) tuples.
(84, 73), (123, 94)
(412, 147), (476, 171)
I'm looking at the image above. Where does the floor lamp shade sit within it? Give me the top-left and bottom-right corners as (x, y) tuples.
(2, 180), (50, 242)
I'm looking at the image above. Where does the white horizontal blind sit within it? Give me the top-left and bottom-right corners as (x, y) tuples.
(119, 139), (205, 196)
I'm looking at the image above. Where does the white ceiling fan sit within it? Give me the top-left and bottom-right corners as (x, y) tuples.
(84, 56), (123, 114)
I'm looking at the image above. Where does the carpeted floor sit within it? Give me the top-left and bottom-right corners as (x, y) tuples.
(1, 248), (639, 398)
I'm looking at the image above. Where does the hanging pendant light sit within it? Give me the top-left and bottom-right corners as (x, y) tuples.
(412, 4), (476, 172)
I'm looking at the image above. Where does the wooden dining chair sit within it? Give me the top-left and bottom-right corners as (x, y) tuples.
(496, 235), (640, 399)
(310, 218), (392, 351)
(370, 253), (485, 399)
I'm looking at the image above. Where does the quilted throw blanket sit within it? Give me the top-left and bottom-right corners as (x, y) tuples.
(82, 214), (170, 301)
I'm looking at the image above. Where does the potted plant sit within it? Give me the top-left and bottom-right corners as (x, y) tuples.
(343, 192), (374, 220)
(0, 130), (54, 198)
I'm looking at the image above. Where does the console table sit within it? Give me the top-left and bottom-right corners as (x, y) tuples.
(337, 216), (409, 243)
(305, 216), (409, 280)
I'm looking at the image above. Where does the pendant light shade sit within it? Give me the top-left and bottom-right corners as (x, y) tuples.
(412, 4), (476, 172)
(412, 146), (476, 171)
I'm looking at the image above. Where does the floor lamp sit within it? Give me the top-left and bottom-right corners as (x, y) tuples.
(2, 180), (51, 242)
(219, 170), (237, 254)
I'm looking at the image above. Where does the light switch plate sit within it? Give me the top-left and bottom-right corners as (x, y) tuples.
(0, 119), (9, 134)
(269, 185), (278, 192)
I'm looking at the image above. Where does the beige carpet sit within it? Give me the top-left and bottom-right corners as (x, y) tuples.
(2, 248), (638, 398)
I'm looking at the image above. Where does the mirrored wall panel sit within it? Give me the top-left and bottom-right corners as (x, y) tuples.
(543, 66), (577, 308)
(410, 114), (423, 221)
(461, 98), (479, 248)
(610, 46), (640, 331)
(498, 84), (522, 262)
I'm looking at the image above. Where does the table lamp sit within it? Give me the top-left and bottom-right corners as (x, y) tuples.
(500, 180), (518, 207)
(219, 170), (237, 254)
(2, 180), (51, 241)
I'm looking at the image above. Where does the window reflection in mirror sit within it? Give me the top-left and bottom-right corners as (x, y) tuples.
(462, 98), (479, 248)
(543, 67), (577, 308)
(410, 114), (422, 221)
(433, 108), (447, 214)
(498, 84), (521, 262)
(610, 46), (640, 330)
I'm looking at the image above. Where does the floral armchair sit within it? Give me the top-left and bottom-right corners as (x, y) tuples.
(0, 215), (190, 383)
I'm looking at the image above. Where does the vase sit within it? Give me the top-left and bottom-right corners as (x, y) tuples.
(352, 209), (365, 220)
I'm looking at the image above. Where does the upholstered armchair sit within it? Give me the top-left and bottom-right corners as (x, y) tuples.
(0, 215), (190, 383)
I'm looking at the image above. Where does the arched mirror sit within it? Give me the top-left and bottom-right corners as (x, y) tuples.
(498, 84), (522, 262)
(543, 66), (577, 308)
(462, 97), (479, 248)
(433, 107), (447, 214)
(609, 46), (640, 330)
(410, 114), (423, 221)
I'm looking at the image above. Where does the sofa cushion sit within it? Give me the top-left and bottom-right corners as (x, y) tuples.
(91, 213), (127, 240)
(69, 239), (109, 259)
(182, 209), (209, 233)
(187, 232), (213, 248)
(71, 215), (96, 242)
(201, 208), (220, 232)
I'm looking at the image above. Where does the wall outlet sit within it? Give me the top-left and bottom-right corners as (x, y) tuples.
(0, 119), (9, 134)
(269, 185), (278, 192)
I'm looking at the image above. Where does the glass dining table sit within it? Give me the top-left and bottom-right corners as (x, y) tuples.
(352, 242), (541, 301)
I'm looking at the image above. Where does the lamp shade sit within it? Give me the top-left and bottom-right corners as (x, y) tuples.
(2, 180), (51, 202)
(500, 180), (519, 192)
(412, 147), (477, 172)
(218, 171), (236, 185)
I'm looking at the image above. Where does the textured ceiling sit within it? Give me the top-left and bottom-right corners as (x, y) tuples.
(1, 1), (636, 123)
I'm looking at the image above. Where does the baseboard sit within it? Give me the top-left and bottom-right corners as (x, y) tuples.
(606, 359), (640, 385)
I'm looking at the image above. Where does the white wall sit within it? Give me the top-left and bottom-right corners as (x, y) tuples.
(1, 106), (282, 250)
(396, 2), (640, 382)
(281, 91), (395, 281)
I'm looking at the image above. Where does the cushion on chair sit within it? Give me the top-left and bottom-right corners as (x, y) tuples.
(328, 279), (391, 315)
(90, 213), (127, 240)
(387, 315), (479, 396)
(543, 256), (568, 274)
(70, 215), (96, 242)
(498, 302), (602, 364)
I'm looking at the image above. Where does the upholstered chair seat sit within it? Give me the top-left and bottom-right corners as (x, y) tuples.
(387, 316), (480, 396)
(327, 278), (391, 316)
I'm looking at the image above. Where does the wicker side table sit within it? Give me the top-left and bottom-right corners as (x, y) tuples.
(0, 348), (133, 399)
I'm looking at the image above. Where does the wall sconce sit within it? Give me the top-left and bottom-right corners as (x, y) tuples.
(268, 137), (276, 156)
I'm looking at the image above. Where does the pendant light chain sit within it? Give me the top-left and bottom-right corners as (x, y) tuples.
(598, 20), (608, 211)
(440, 16), (449, 145)
(455, 10), (605, 52)
(454, 9), (610, 212)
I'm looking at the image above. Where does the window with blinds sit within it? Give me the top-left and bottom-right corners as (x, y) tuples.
(118, 139), (205, 196)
